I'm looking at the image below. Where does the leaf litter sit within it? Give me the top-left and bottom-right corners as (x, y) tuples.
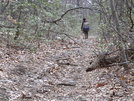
(0, 35), (133, 101)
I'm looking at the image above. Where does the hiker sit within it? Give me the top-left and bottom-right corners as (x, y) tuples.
(81, 18), (90, 39)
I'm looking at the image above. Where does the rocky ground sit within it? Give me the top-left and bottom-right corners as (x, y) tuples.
(0, 35), (134, 101)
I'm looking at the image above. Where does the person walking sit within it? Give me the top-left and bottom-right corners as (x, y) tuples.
(81, 18), (90, 39)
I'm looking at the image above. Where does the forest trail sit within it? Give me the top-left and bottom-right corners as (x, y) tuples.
(0, 35), (133, 101)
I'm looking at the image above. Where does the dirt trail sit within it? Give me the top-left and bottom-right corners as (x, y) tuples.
(0, 35), (133, 101)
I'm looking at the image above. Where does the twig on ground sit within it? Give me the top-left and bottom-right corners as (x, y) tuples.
(48, 30), (78, 43)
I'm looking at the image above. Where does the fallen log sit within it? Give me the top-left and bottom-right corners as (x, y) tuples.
(86, 48), (134, 72)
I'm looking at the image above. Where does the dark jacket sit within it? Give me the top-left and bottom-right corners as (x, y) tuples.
(81, 21), (89, 30)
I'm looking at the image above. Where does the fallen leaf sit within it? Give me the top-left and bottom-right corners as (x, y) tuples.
(121, 76), (127, 80)
(96, 83), (105, 88)
(0, 69), (3, 72)
(20, 92), (26, 99)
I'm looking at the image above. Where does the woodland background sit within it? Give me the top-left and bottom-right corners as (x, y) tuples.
(0, 0), (134, 101)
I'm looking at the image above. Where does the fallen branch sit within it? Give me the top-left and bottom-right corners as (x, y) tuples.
(86, 48), (134, 72)
(109, 61), (130, 66)
(58, 32), (77, 43)
(48, 30), (78, 43)
(58, 62), (78, 66)
(57, 83), (76, 86)
(86, 52), (119, 72)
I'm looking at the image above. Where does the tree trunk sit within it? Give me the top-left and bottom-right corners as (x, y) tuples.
(110, 0), (129, 70)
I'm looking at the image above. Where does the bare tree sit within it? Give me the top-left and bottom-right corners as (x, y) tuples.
(110, 0), (129, 70)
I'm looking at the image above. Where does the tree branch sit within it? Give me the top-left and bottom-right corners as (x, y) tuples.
(43, 6), (93, 24)
(125, 0), (134, 31)
(0, 25), (15, 28)
(1, 0), (10, 14)
(48, 30), (78, 43)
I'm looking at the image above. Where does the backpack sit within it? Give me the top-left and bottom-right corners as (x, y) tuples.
(83, 26), (90, 32)
(82, 22), (90, 32)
